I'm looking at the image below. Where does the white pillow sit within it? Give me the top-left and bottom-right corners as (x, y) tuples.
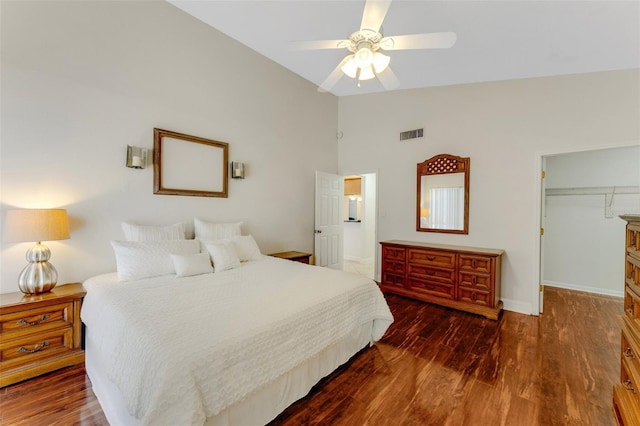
(121, 222), (185, 242)
(230, 235), (262, 261)
(170, 252), (213, 278)
(111, 239), (200, 281)
(194, 218), (242, 240)
(205, 240), (241, 272)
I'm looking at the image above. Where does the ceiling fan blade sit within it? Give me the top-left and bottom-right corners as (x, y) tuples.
(377, 66), (399, 91)
(380, 32), (457, 50)
(289, 39), (350, 50)
(318, 56), (350, 93)
(360, 0), (392, 33)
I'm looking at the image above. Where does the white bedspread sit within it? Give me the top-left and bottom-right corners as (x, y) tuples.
(81, 256), (393, 425)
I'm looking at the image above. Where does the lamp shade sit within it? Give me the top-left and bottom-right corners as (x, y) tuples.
(3, 209), (70, 243)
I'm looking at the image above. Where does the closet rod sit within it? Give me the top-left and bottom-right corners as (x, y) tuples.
(545, 186), (640, 196)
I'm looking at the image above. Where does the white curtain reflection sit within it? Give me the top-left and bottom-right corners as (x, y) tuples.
(428, 187), (464, 230)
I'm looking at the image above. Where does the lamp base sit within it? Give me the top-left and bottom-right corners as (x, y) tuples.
(18, 242), (58, 295)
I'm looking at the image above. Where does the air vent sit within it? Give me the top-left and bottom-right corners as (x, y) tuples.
(400, 128), (424, 141)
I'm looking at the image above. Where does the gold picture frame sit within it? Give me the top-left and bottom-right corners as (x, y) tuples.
(153, 128), (228, 198)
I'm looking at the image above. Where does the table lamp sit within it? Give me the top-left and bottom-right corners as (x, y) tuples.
(3, 209), (70, 295)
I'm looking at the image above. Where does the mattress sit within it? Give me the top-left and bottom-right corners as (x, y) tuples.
(81, 256), (393, 425)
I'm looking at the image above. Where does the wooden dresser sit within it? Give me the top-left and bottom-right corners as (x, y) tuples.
(380, 240), (504, 320)
(614, 215), (640, 425)
(0, 283), (85, 387)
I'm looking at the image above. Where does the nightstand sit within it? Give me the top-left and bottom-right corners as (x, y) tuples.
(0, 283), (86, 387)
(269, 251), (312, 264)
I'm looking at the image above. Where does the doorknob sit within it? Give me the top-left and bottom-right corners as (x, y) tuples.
(315, 229), (323, 234)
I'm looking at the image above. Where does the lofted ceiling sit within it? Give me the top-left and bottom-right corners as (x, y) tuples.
(168, 0), (640, 97)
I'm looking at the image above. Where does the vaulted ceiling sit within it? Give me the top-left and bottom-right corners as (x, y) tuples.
(168, 0), (640, 97)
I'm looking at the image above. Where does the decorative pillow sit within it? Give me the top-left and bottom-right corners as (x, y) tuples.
(121, 222), (185, 242)
(230, 235), (262, 261)
(205, 240), (241, 272)
(170, 252), (213, 278)
(111, 239), (200, 281)
(193, 218), (242, 240)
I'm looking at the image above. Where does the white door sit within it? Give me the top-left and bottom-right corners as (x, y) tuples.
(315, 171), (344, 269)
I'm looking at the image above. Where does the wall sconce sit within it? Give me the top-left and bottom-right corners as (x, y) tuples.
(231, 162), (245, 179)
(126, 145), (147, 169)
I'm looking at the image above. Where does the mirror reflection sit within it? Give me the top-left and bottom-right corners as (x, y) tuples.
(416, 154), (470, 234)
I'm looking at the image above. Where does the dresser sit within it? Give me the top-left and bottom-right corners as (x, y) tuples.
(0, 283), (85, 387)
(613, 215), (640, 425)
(380, 240), (504, 320)
(269, 251), (312, 264)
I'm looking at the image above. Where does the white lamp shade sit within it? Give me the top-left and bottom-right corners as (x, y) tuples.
(359, 65), (375, 81)
(340, 56), (358, 78)
(354, 46), (374, 68)
(372, 52), (391, 73)
(3, 209), (70, 243)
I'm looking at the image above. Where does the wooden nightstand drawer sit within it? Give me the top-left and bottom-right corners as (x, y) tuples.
(1, 327), (73, 368)
(0, 302), (73, 337)
(459, 254), (494, 274)
(0, 283), (85, 387)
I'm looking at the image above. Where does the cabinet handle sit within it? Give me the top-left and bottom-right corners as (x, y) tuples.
(471, 259), (477, 268)
(472, 276), (477, 285)
(17, 341), (49, 354)
(630, 302), (636, 316)
(624, 347), (635, 358)
(426, 270), (435, 276)
(427, 256), (436, 261)
(471, 292), (477, 301)
(17, 314), (49, 327)
(624, 379), (636, 393)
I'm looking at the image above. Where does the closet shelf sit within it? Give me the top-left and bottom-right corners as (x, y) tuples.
(545, 186), (640, 196)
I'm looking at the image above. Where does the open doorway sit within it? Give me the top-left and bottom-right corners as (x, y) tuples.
(342, 173), (377, 280)
(538, 145), (640, 313)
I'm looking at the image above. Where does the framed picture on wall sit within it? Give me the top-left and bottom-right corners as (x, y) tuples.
(153, 128), (229, 198)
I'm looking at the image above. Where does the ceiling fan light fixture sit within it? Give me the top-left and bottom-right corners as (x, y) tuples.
(372, 52), (390, 73)
(359, 65), (375, 81)
(354, 46), (374, 68)
(340, 56), (358, 78)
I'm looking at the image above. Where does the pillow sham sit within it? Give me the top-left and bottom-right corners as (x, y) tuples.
(193, 218), (242, 240)
(170, 252), (213, 278)
(230, 235), (262, 261)
(121, 222), (185, 242)
(205, 240), (241, 272)
(111, 239), (200, 282)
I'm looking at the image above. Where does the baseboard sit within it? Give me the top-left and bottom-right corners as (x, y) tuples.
(501, 298), (534, 315)
(543, 280), (624, 298)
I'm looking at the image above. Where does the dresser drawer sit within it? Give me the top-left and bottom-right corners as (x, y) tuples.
(383, 246), (406, 262)
(627, 255), (640, 289)
(625, 287), (640, 326)
(621, 355), (640, 406)
(0, 327), (74, 369)
(458, 288), (492, 307)
(408, 278), (455, 300)
(408, 249), (455, 269)
(459, 272), (492, 291)
(408, 264), (455, 284)
(0, 302), (73, 338)
(383, 260), (405, 275)
(628, 223), (640, 257)
(622, 325), (640, 384)
(382, 273), (405, 289)
(458, 254), (493, 274)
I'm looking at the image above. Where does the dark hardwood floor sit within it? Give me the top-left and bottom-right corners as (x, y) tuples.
(0, 287), (623, 425)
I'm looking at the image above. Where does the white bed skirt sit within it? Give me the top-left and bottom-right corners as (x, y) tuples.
(85, 321), (374, 426)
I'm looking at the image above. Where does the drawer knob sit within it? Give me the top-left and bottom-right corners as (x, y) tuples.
(17, 314), (50, 327)
(17, 341), (50, 354)
(624, 347), (635, 359)
(426, 270), (435, 276)
(471, 259), (477, 268)
(472, 276), (477, 285)
(471, 292), (477, 301)
(624, 379), (636, 393)
(427, 256), (436, 261)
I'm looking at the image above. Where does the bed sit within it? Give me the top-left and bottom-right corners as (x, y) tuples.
(81, 246), (393, 425)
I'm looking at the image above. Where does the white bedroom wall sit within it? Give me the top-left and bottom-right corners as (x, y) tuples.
(338, 70), (640, 314)
(543, 146), (640, 296)
(0, 1), (338, 293)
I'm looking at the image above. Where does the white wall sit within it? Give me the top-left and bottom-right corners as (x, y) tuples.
(0, 1), (338, 293)
(338, 70), (640, 314)
(543, 146), (640, 296)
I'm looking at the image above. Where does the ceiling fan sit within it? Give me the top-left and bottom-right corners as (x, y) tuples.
(291, 0), (456, 92)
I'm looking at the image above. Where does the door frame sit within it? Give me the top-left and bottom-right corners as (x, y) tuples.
(533, 141), (638, 314)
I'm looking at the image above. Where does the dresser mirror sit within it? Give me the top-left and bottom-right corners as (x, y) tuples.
(417, 154), (470, 234)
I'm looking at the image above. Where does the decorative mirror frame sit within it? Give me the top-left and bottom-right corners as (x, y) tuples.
(416, 153), (470, 234)
(153, 128), (229, 198)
